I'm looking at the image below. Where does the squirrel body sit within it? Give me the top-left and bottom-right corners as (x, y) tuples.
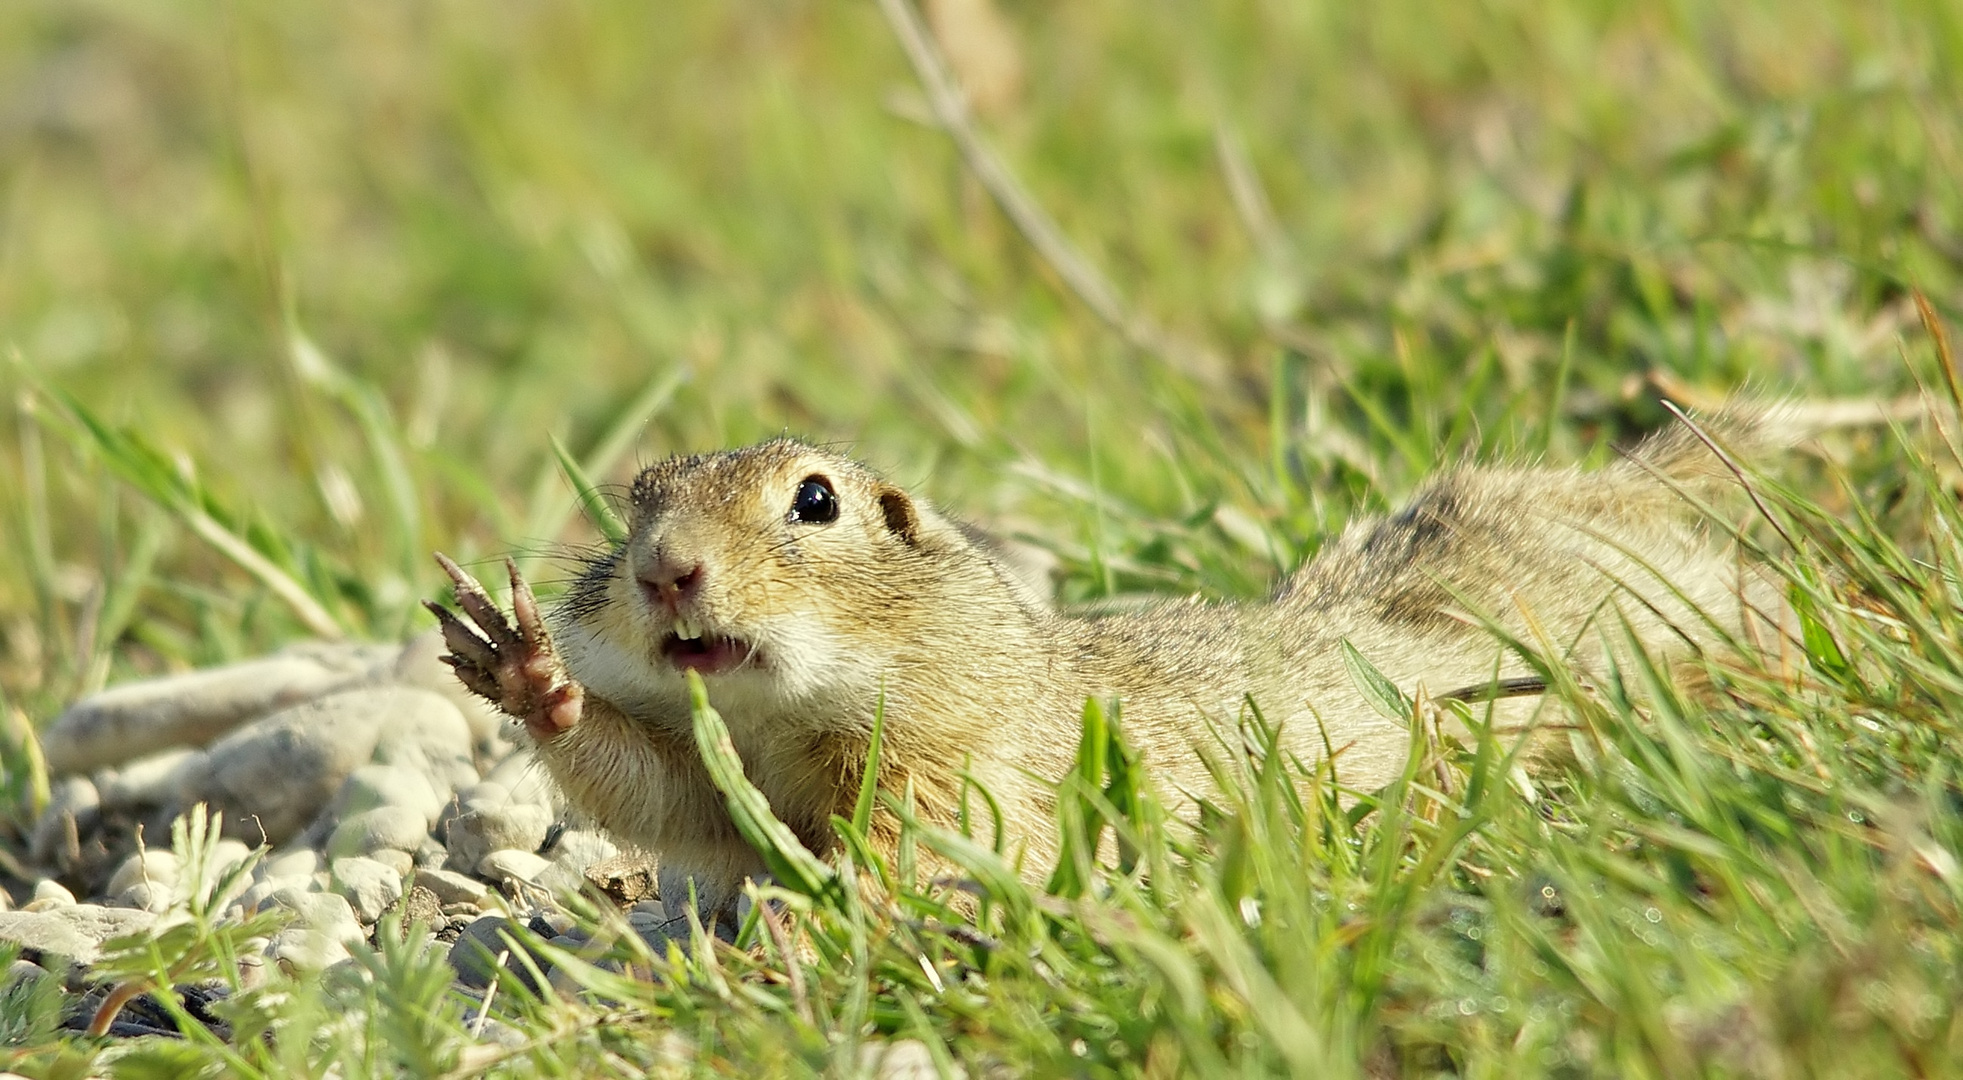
(433, 417), (1774, 911)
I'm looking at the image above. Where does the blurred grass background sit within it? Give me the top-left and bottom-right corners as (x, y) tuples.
(0, 0), (1956, 725)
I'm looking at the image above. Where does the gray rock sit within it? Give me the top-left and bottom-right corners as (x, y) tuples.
(238, 874), (309, 915)
(483, 753), (561, 811)
(444, 801), (553, 873)
(435, 781), (504, 841)
(269, 926), (351, 971)
(42, 650), (378, 774)
(263, 886), (364, 946)
(94, 747), (204, 812)
(112, 882), (170, 914)
(28, 777), (100, 869)
(368, 848), (415, 879)
(329, 857), (404, 925)
(259, 848), (320, 882)
(544, 827), (618, 874)
(393, 629), (511, 750)
(0, 912), (92, 964)
(412, 868), (490, 909)
(184, 686), (472, 845)
(371, 692), (478, 792)
(29, 880), (75, 908)
(330, 764), (449, 828)
(0, 904), (156, 964)
(415, 838), (449, 870)
(447, 915), (534, 990)
(105, 850), (179, 899)
(328, 805), (431, 860)
(5, 958), (48, 992)
(478, 849), (553, 887)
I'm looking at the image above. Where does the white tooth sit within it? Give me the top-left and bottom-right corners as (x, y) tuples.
(673, 616), (701, 641)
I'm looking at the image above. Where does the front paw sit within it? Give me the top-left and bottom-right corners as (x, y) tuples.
(425, 553), (584, 740)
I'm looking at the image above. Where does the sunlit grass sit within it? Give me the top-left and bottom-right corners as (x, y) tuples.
(2, 0), (1961, 1074)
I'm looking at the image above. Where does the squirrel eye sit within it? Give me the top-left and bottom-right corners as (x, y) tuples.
(789, 475), (839, 524)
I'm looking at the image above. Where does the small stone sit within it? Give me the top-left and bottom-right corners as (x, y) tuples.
(328, 806), (431, 860)
(269, 926), (351, 971)
(329, 858), (404, 925)
(113, 881), (170, 914)
(435, 781), (504, 840)
(184, 686), (472, 846)
(444, 802), (553, 873)
(42, 650), (373, 774)
(477, 849), (552, 887)
(5, 958), (48, 991)
(585, 852), (661, 906)
(260, 848), (321, 882)
(415, 838), (449, 870)
(94, 747), (203, 812)
(860, 1039), (959, 1080)
(28, 777), (100, 869)
(31, 880), (76, 908)
(0, 904), (156, 965)
(330, 764), (449, 829)
(106, 849), (180, 899)
(411, 868), (490, 908)
(545, 828), (618, 874)
(264, 886), (364, 947)
(368, 849), (415, 879)
(447, 915), (536, 990)
(387, 885), (444, 937)
(392, 629), (510, 749)
(483, 752), (561, 811)
(0, 912), (91, 964)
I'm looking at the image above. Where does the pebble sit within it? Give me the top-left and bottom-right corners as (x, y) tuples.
(0, 904), (157, 965)
(106, 850), (180, 899)
(183, 686), (471, 846)
(389, 885), (444, 935)
(328, 805), (431, 860)
(478, 849), (553, 888)
(329, 857), (404, 925)
(94, 747), (203, 812)
(30, 880), (76, 908)
(444, 802), (553, 873)
(113, 881), (171, 914)
(545, 828), (618, 875)
(5, 958), (48, 991)
(42, 649), (377, 774)
(368, 848), (415, 879)
(28, 777), (100, 868)
(330, 764), (449, 829)
(263, 886), (364, 947)
(393, 630), (513, 749)
(483, 752), (561, 812)
(269, 926), (351, 971)
(411, 867), (490, 909)
(259, 848), (321, 882)
(447, 915), (521, 989)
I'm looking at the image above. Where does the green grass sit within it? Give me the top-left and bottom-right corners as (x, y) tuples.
(3, 0), (1962, 1075)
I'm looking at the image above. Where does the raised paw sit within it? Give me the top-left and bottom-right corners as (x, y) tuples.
(425, 552), (584, 740)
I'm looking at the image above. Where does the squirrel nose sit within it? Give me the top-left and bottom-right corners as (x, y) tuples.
(637, 554), (703, 613)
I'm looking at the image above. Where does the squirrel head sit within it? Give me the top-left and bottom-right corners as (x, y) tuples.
(556, 439), (1011, 715)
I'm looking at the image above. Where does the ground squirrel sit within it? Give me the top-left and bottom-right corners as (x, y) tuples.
(428, 408), (1786, 913)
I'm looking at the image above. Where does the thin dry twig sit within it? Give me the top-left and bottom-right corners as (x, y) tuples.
(873, 0), (1223, 389)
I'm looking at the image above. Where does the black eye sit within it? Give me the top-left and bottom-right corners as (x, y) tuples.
(789, 475), (838, 524)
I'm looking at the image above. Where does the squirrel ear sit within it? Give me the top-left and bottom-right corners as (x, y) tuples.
(875, 485), (921, 545)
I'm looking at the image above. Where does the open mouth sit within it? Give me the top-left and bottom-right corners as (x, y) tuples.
(659, 618), (754, 675)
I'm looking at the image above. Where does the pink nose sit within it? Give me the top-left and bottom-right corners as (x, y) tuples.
(637, 555), (703, 613)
